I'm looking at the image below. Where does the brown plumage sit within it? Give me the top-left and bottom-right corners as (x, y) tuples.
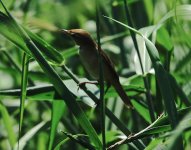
(61, 29), (133, 108)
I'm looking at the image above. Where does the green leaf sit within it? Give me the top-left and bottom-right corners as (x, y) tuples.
(145, 138), (167, 150)
(14, 121), (47, 150)
(19, 53), (30, 138)
(62, 132), (95, 150)
(0, 104), (16, 148)
(153, 62), (178, 128)
(154, 5), (191, 31)
(144, 38), (178, 129)
(143, 0), (153, 23)
(156, 27), (173, 51)
(132, 100), (151, 123)
(164, 111), (191, 150)
(48, 99), (66, 150)
(61, 47), (78, 59)
(0, 11), (64, 66)
(0, 12), (30, 54)
(54, 134), (92, 150)
(168, 74), (191, 106)
(103, 131), (121, 144)
(25, 28), (64, 65)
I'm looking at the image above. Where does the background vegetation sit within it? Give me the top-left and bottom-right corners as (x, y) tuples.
(0, 0), (191, 149)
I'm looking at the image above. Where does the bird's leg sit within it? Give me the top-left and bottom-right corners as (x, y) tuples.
(77, 81), (99, 90)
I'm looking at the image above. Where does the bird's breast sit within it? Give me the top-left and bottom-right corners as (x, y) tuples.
(79, 46), (99, 79)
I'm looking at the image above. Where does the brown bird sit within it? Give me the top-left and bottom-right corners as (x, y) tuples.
(61, 29), (133, 108)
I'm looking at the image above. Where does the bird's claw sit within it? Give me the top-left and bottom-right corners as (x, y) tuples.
(77, 82), (86, 91)
(77, 81), (98, 91)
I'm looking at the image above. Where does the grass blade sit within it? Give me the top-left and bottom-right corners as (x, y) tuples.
(48, 99), (66, 150)
(0, 11), (64, 66)
(18, 53), (30, 147)
(0, 104), (16, 148)
(14, 121), (47, 150)
(96, 0), (106, 149)
(62, 132), (95, 150)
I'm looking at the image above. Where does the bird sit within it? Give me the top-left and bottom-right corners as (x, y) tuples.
(60, 29), (133, 108)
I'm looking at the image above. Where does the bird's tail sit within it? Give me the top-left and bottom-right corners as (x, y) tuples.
(112, 80), (133, 109)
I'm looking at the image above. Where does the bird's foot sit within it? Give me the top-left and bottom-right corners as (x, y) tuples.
(77, 81), (98, 91)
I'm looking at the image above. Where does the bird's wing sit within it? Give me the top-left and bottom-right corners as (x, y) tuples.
(100, 48), (119, 79)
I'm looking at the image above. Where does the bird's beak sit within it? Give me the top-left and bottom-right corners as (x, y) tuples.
(59, 29), (71, 36)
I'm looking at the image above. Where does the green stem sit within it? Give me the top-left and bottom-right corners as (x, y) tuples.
(18, 53), (30, 149)
(96, 0), (106, 149)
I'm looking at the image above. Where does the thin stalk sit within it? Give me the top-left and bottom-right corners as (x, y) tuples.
(96, 0), (106, 149)
(18, 53), (30, 149)
(168, 74), (191, 106)
(108, 113), (164, 149)
(155, 80), (163, 116)
(123, 0), (155, 122)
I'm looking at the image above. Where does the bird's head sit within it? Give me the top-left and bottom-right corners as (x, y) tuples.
(60, 29), (96, 47)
